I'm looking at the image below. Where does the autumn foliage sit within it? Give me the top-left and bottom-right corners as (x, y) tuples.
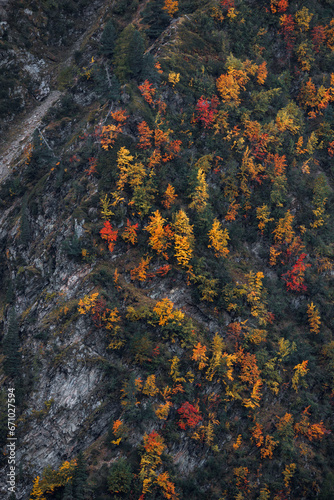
(122, 219), (139, 245)
(282, 253), (310, 292)
(100, 221), (118, 252)
(195, 95), (219, 128)
(307, 302), (321, 334)
(208, 218), (229, 257)
(270, 0), (288, 13)
(138, 80), (156, 105)
(177, 402), (202, 430)
(43, 2), (334, 497)
(163, 0), (178, 17)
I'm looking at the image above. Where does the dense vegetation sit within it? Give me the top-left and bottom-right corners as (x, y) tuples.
(1, 0), (334, 499)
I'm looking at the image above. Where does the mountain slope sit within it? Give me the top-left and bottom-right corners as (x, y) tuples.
(1, 1), (334, 499)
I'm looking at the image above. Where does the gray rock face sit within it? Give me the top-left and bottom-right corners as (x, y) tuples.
(1, 213), (115, 498)
(0, 3), (111, 498)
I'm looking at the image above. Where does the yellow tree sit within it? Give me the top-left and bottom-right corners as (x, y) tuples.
(156, 471), (179, 500)
(307, 303), (321, 334)
(154, 298), (175, 326)
(189, 169), (209, 212)
(163, 0), (179, 17)
(122, 219), (139, 245)
(169, 355), (186, 384)
(310, 175), (329, 229)
(155, 401), (173, 420)
(292, 360), (309, 392)
(206, 333), (225, 381)
(130, 256), (151, 282)
(153, 298), (185, 327)
(275, 102), (301, 135)
(162, 183), (178, 209)
(78, 292), (99, 315)
(283, 463), (296, 491)
(30, 477), (46, 500)
(145, 210), (172, 259)
(100, 194), (114, 220)
(259, 486), (271, 500)
(243, 379), (263, 409)
(168, 72), (180, 87)
(173, 209), (194, 240)
(172, 209), (194, 268)
(256, 205), (274, 234)
(216, 72), (241, 106)
(174, 235), (193, 268)
(192, 342), (208, 370)
(208, 218), (229, 257)
(116, 147), (135, 191)
(244, 271), (269, 326)
(272, 210), (295, 245)
(295, 7), (313, 31)
(260, 435), (278, 459)
(143, 375), (159, 396)
(116, 147), (147, 197)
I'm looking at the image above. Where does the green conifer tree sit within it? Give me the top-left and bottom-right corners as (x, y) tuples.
(113, 24), (136, 82)
(100, 20), (117, 58)
(141, 0), (170, 40)
(142, 53), (159, 82)
(128, 29), (145, 80)
(107, 459), (132, 495)
(72, 451), (88, 500)
(109, 74), (121, 101)
(63, 479), (74, 500)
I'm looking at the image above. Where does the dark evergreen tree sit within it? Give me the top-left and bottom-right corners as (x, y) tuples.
(113, 25), (145, 82)
(113, 0), (138, 16)
(128, 29), (145, 80)
(142, 52), (159, 83)
(100, 20), (117, 58)
(3, 308), (21, 379)
(113, 24), (136, 82)
(141, 0), (170, 40)
(107, 459), (132, 495)
(109, 74), (121, 101)
(63, 478), (74, 500)
(72, 451), (88, 500)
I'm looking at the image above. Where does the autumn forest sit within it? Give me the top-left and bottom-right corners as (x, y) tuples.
(1, 0), (334, 498)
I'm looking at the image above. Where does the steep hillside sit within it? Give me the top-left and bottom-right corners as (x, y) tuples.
(1, 1), (334, 499)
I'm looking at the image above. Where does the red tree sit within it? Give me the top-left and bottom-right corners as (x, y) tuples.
(138, 80), (156, 106)
(100, 221), (118, 252)
(220, 0), (235, 10)
(195, 95), (219, 129)
(312, 26), (326, 53)
(282, 253), (311, 292)
(279, 14), (296, 56)
(177, 402), (202, 430)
